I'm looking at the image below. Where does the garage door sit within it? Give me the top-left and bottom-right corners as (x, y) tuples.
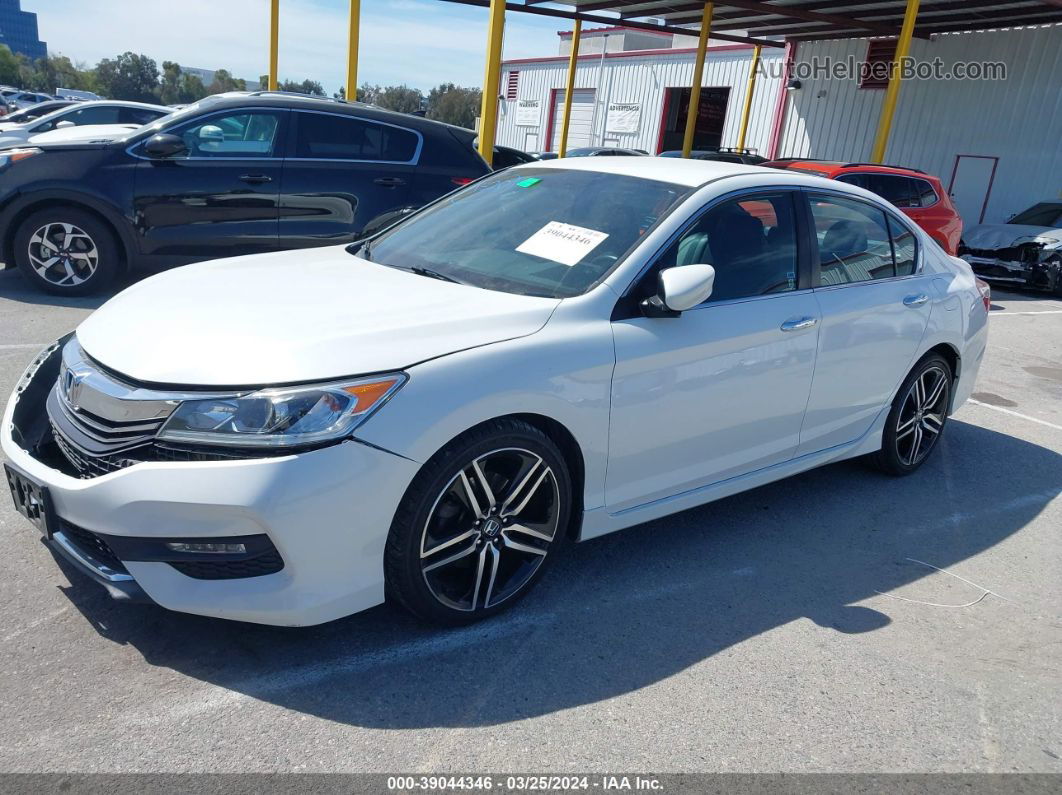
(550, 89), (596, 151)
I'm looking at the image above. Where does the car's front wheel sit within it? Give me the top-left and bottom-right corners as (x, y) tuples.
(385, 419), (571, 625)
(872, 353), (953, 476)
(13, 207), (121, 296)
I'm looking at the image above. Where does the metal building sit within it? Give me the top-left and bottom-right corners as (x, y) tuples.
(494, 20), (1062, 226)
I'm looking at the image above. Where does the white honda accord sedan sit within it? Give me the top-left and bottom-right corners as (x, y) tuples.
(3, 158), (989, 626)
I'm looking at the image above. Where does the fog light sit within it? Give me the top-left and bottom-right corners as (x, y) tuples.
(165, 542), (247, 554)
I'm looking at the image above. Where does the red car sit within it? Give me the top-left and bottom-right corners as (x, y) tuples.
(764, 160), (963, 255)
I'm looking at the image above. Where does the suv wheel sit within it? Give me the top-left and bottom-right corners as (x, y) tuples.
(14, 208), (121, 295)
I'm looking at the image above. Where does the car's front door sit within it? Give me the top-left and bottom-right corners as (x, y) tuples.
(132, 108), (287, 261)
(606, 190), (820, 511)
(796, 191), (934, 455)
(278, 110), (417, 247)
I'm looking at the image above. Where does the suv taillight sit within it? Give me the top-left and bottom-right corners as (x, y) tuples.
(451, 177), (474, 187)
(976, 278), (991, 313)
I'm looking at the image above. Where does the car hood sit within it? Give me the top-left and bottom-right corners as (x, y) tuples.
(75, 247), (561, 387)
(963, 223), (1062, 250)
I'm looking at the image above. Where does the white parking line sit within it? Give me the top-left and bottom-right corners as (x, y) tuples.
(990, 310), (1062, 317)
(967, 399), (1062, 431)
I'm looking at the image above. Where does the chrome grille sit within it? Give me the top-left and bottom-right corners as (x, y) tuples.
(52, 395), (166, 453)
(51, 425), (139, 478)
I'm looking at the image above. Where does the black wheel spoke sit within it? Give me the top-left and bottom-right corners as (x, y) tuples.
(421, 447), (560, 612)
(894, 364), (949, 467)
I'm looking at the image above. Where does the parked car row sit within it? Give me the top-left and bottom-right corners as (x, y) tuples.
(0, 92), (490, 294)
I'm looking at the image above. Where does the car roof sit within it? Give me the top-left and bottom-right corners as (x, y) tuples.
(767, 159), (935, 180)
(510, 155), (763, 187)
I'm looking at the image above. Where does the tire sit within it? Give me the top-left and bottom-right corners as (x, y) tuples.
(870, 353), (953, 476)
(385, 418), (572, 625)
(13, 207), (121, 296)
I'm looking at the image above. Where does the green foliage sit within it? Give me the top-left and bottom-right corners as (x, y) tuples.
(277, 78), (325, 96)
(0, 45), (19, 85)
(94, 52), (160, 103)
(208, 69), (246, 94)
(426, 83), (481, 129)
(357, 84), (424, 114)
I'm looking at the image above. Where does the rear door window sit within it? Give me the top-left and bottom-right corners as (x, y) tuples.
(293, 112), (420, 163)
(809, 194), (896, 284)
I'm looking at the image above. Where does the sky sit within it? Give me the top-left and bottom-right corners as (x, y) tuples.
(27, 0), (577, 93)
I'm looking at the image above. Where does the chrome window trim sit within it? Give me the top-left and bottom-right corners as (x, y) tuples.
(123, 106), (290, 162)
(803, 186), (924, 284)
(289, 107), (424, 166)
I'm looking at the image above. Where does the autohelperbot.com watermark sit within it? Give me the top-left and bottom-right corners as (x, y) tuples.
(758, 55), (1008, 82)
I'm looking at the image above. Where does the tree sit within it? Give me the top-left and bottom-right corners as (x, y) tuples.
(0, 45), (22, 86)
(426, 83), (481, 129)
(93, 52), (159, 102)
(159, 61), (183, 105)
(278, 78), (324, 96)
(374, 85), (424, 114)
(208, 69), (246, 94)
(356, 83), (380, 105)
(334, 86), (346, 100)
(178, 73), (208, 104)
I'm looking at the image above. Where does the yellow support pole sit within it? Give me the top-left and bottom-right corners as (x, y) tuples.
(682, 3), (714, 158)
(735, 44), (761, 151)
(477, 0), (506, 167)
(870, 0), (921, 163)
(268, 0), (279, 91)
(559, 20), (582, 158)
(346, 0), (360, 101)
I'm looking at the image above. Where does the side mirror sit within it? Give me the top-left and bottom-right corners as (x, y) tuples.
(55, 120), (75, 129)
(641, 264), (716, 318)
(143, 133), (187, 159)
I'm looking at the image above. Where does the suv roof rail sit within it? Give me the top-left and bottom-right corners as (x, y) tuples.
(247, 90), (348, 104)
(842, 162), (926, 174)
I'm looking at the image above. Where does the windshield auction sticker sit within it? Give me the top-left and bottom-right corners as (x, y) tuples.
(516, 221), (610, 267)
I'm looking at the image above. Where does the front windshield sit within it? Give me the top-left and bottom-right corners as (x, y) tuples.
(362, 167), (689, 298)
(1010, 203), (1062, 228)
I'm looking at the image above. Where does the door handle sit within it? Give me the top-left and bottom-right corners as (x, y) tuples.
(239, 174), (272, 184)
(373, 177), (406, 187)
(903, 293), (929, 307)
(780, 316), (818, 332)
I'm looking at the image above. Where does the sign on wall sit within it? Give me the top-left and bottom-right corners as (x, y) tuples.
(515, 99), (541, 127)
(606, 102), (641, 134)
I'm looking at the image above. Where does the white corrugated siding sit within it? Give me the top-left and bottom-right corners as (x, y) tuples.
(497, 46), (786, 156)
(776, 24), (1062, 223)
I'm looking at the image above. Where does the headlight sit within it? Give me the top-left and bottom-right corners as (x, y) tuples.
(0, 148), (42, 171)
(157, 374), (407, 448)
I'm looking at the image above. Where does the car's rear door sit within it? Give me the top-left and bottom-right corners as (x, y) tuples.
(796, 190), (934, 455)
(132, 107), (287, 261)
(278, 109), (417, 247)
(606, 189), (820, 511)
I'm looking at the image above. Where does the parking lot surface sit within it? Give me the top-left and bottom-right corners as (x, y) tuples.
(0, 267), (1059, 773)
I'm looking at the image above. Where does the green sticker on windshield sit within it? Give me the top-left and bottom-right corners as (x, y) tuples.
(516, 177), (541, 188)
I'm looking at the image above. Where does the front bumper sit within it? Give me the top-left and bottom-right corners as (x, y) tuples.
(962, 253), (1061, 291)
(2, 355), (420, 627)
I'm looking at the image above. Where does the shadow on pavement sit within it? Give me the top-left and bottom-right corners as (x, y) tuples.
(52, 420), (1061, 728)
(0, 268), (136, 311)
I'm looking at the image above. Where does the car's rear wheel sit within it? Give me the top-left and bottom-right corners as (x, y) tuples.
(871, 353), (953, 476)
(14, 208), (121, 296)
(385, 419), (571, 625)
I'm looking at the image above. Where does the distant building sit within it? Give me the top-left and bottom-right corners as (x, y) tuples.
(0, 0), (47, 61)
(183, 67), (261, 92)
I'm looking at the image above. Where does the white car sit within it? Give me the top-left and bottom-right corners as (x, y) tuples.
(0, 100), (169, 148)
(960, 201), (1062, 294)
(26, 123), (141, 146)
(3, 158), (990, 627)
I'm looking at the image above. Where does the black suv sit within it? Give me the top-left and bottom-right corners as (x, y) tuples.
(0, 92), (490, 294)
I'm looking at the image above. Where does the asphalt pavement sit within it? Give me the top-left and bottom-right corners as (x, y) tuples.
(0, 266), (1059, 773)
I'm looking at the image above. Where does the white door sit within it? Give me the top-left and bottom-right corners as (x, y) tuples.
(949, 155), (997, 225)
(606, 191), (819, 511)
(551, 89), (595, 152)
(797, 193), (934, 456)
